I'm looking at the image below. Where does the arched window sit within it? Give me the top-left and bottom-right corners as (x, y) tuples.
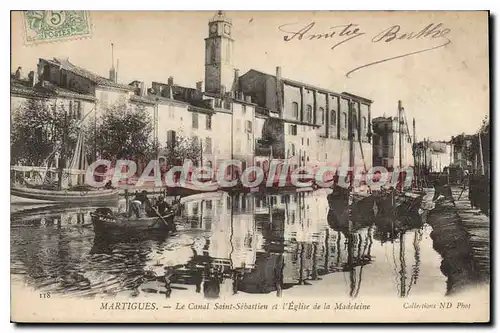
(342, 112), (347, 128)
(306, 105), (313, 123)
(362, 117), (367, 130)
(290, 143), (296, 156)
(330, 110), (336, 126)
(292, 102), (299, 119)
(319, 107), (325, 125)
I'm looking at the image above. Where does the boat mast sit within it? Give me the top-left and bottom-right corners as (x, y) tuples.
(349, 101), (355, 186)
(412, 118), (418, 188)
(57, 108), (68, 190)
(398, 100), (403, 169)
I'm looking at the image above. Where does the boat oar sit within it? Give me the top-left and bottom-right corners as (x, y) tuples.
(148, 201), (173, 231)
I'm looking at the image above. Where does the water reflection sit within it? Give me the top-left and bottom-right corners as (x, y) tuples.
(11, 190), (444, 299)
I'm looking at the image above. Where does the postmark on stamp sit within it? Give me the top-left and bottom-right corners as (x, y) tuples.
(22, 11), (92, 45)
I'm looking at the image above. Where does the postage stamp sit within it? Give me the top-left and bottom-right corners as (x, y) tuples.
(22, 10), (92, 45)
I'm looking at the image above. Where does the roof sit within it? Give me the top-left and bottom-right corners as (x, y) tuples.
(11, 77), (96, 101)
(243, 69), (373, 103)
(130, 95), (156, 105)
(188, 105), (216, 115)
(342, 92), (373, 104)
(42, 58), (135, 91)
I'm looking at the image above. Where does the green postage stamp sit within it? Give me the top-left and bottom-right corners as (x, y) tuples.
(22, 11), (92, 45)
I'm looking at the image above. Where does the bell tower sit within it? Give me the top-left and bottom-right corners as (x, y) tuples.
(204, 11), (234, 95)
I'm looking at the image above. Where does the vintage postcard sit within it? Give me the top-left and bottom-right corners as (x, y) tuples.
(10, 10), (490, 323)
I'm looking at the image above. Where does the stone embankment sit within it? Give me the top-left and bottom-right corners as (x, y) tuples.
(426, 186), (490, 295)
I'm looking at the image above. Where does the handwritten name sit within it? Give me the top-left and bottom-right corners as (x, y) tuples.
(279, 22), (452, 77)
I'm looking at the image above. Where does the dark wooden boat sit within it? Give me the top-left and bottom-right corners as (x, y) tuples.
(374, 187), (425, 218)
(327, 185), (376, 232)
(90, 207), (176, 235)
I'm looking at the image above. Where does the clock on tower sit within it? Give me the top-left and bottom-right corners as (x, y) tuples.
(210, 23), (217, 35)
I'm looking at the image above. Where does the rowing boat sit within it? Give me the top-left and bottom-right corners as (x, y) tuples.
(90, 207), (176, 235)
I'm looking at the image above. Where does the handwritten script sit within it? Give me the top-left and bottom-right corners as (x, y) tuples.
(278, 22), (452, 77)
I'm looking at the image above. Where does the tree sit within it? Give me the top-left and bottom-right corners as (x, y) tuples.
(11, 98), (79, 166)
(161, 134), (202, 166)
(85, 101), (155, 161)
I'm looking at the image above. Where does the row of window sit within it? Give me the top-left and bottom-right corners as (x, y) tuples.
(166, 133), (253, 155)
(290, 101), (368, 130)
(192, 113), (212, 130)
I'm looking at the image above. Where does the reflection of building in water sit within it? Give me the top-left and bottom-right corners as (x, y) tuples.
(183, 193), (263, 270)
(229, 194), (262, 270)
(282, 192), (329, 284)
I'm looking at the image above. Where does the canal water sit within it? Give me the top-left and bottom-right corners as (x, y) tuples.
(11, 189), (447, 300)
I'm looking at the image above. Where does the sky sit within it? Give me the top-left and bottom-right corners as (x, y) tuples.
(11, 11), (489, 141)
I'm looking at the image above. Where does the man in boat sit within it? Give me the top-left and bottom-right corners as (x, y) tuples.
(155, 195), (171, 216)
(143, 195), (177, 232)
(128, 191), (149, 218)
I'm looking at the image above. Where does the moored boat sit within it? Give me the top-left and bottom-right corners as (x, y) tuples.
(11, 116), (120, 205)
(11, 185), (119, 204)
(327, 185), (376, 231)
(374, 186), (425, 218)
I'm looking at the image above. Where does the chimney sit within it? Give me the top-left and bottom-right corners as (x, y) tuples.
(28, 71), (37, 87)
(220, 85), (226, 97)
(168, 77), (174, 86)
(276, 66), (282, 81)
(196, 81), (203, 92)
(140, 81), (146, 97)
(15, 66), (22, 80)
(168, 85), (173, 99)
(245, 95), (252, 103)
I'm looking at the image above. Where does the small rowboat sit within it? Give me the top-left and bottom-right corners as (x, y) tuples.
(90, 207), (176, 235)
